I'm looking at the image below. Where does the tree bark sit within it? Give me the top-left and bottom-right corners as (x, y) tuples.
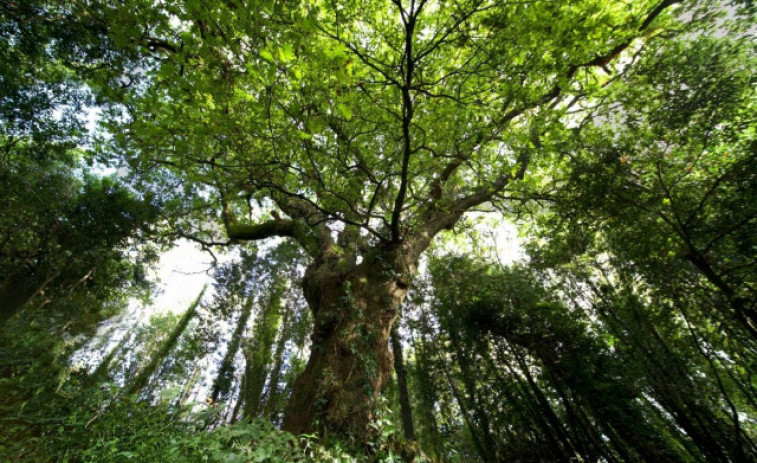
(282, 246), (416, 439)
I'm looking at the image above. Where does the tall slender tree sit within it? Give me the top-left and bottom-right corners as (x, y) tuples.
(127, 287), (206, 395)
(390, 326), (416, 441)
(211, 295), (255, 404)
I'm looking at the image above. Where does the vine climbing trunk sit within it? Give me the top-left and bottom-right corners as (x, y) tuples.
(282, 245), (417, 440)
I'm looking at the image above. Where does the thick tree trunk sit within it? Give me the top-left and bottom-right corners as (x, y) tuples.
(282, 247), (415, 439)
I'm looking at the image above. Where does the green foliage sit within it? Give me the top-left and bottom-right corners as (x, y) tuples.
(0, 1), (160, 327)
(411, 251), (757, 462)
(527, 30), (757, 335)
(2, 0), (756, 461)
(1, 384), (359, 463)
(0, 154), (159, 327)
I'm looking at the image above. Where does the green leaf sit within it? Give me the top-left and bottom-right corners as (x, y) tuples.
(336, 103), (352, 121)
(259, 48), (274, 62)
(279, 44), (295, 62)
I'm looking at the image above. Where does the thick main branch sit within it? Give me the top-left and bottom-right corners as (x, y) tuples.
(223, 201), (320, 256)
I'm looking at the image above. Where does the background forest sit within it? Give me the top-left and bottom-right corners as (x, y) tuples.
(0, 0), (755, 462)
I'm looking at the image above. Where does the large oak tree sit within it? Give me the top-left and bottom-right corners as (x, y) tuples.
(88, 0), (694, 440)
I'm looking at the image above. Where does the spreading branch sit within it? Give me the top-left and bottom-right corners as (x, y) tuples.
(222, 200), (320, 256)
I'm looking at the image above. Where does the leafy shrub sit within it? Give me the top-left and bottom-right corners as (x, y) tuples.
(1, 383), (362, 463)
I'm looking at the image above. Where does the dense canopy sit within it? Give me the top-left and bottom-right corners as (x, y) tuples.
(0, 0), (755, 462)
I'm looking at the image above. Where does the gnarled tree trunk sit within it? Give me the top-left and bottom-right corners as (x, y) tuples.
(282, 246), (417, 439)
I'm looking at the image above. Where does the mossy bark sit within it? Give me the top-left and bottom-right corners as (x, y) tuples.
(282, 246), (416, 440)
